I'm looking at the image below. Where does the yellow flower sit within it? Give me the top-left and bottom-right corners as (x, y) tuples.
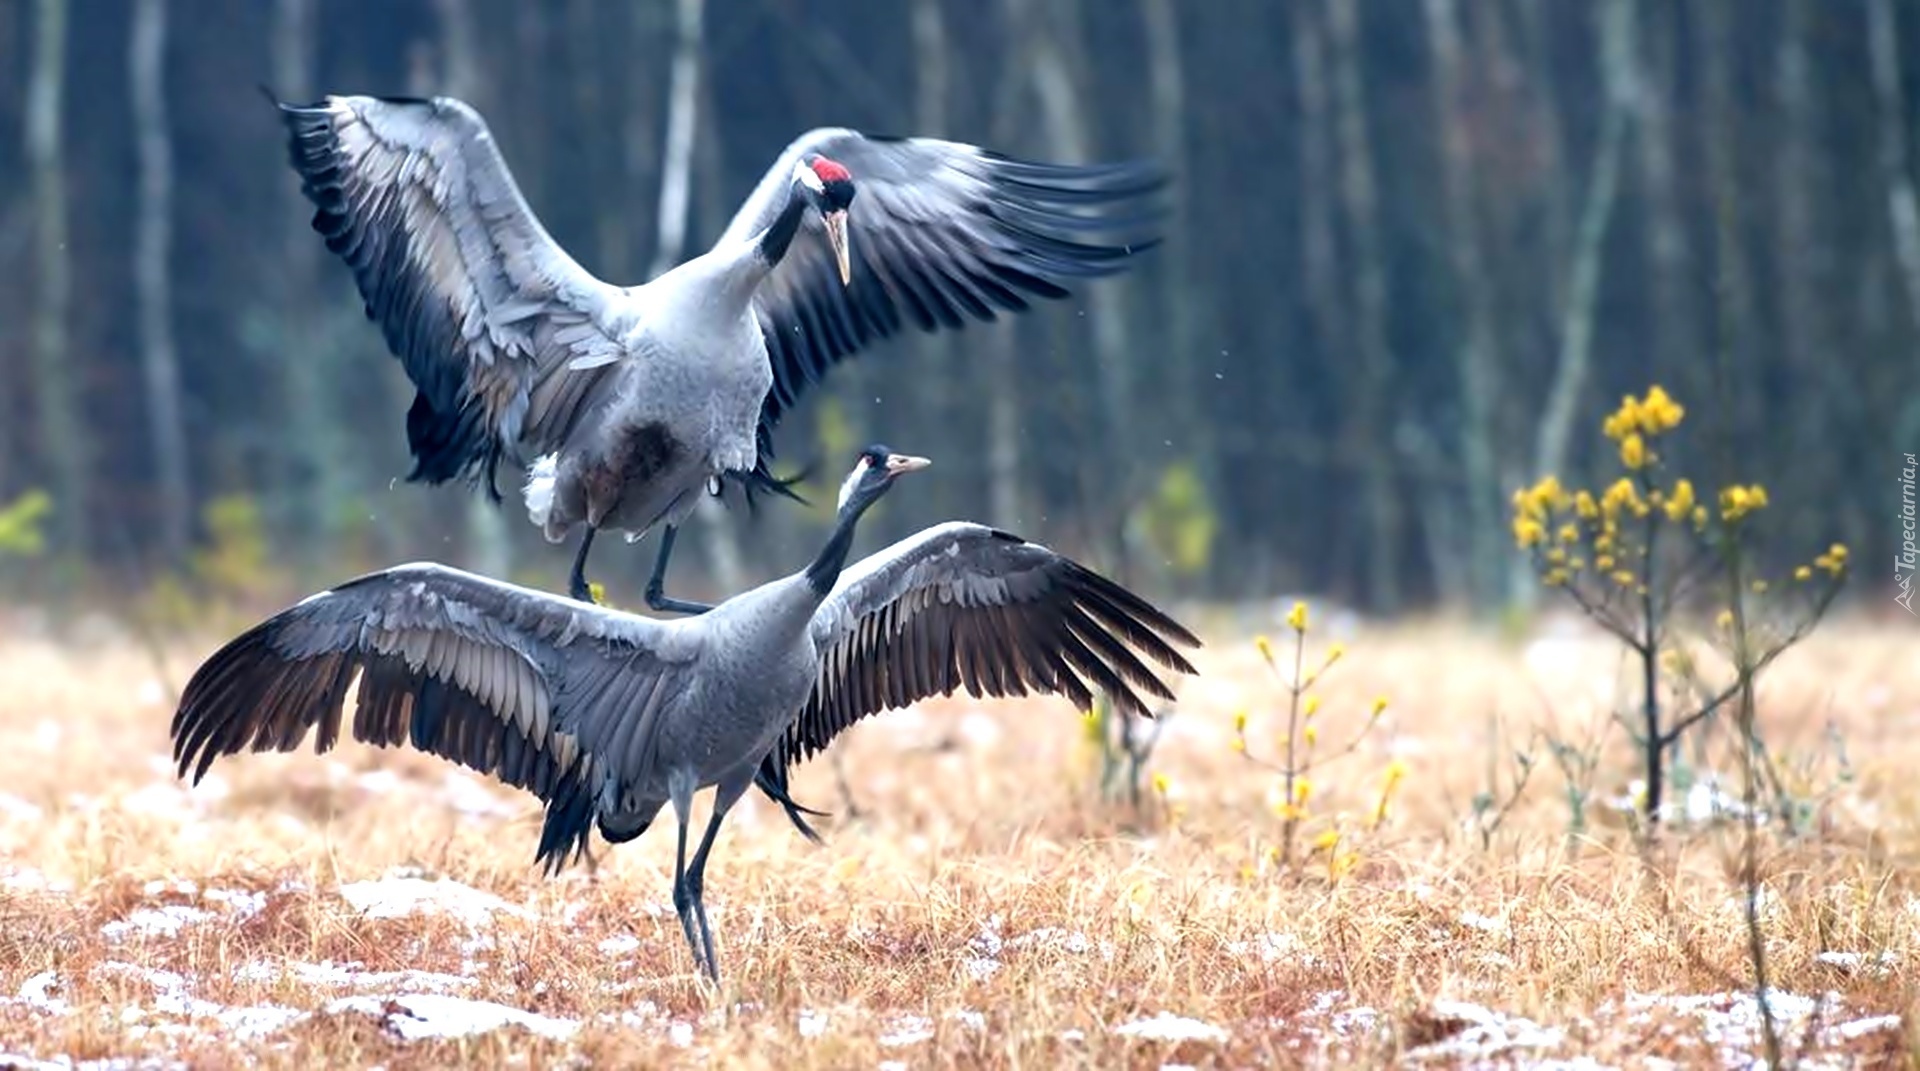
(1286, 601), (1309, 633)
(1330, 851), (1362, 880)
(1639, 385), (1686, 433)
(1664, 479), (1695, 522)
(1151, 772), (1171, 796)
(1557, 523), (1580, 544)
(1568, 557), (1586, 571)
(1574, 491), (1599, 519)
(1794, 565), (1812, 582)
(1814, 543), (1849, 577)
(1513, 517), (1546, 550)
(1601, 478), (1642, 520)
(1750, 579), (1768, 594)
(1715, 609), (1734, 631)
(1611, 569), (1635, 587)
(1719, 484), (1769, 522)
(1545, 547), (1567, 565)
(1310, 828), (1341, 853)
(1276, 802), (1304, 821)
(1383, 758), (1409, 785)
(1304, 725), (1319, 747)
(1294, 779), (1314, 806)
(1602, 396), (1639, 441)
(1619, 433), (1647, 470)
(1325, 643), (1346, 666)
(1231, 737), (1247, 753)
(1254, 634), (1273, 662)
(1303, 695), (1322, 719)
(1596, 554), (1615, 570)
(1371, 696), (1390, 718)
(1691, 505), (1708, 530)
(1543, 568), (1570, 587)
(1233, 709), (1248, 733)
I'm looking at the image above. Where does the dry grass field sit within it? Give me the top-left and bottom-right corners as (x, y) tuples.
(0, 609), (1915, 1069)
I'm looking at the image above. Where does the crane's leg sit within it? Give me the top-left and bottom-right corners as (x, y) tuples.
(667, 774), (709, 979)
(644, 526), (717, 616)
(683, 773), (750, 982)
(568, 526), (600, 603)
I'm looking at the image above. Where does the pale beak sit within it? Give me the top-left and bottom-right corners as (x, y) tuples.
(823, 209), (852, 287)
(885, 454), (931, 476)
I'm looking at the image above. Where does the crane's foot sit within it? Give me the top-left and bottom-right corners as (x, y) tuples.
(644, 586), (715, 616)
(569, 527), (601, 604)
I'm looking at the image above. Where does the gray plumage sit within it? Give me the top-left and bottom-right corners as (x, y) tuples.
(275, 93), (1164, 609)
(170, 447), (1199, 979)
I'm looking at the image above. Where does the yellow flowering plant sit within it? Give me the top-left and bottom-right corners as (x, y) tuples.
(1510, 386), (1849, 829)
(1237, 601), (1398, 877)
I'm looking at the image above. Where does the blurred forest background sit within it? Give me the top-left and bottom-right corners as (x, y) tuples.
(0, 0), (1916, 619)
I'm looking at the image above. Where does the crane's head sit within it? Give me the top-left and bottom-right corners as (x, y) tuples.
(837, 444), (931, 512)
(794, 155), (856, 287)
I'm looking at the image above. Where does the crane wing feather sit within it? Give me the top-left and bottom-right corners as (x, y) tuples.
(170, 562), (699, 871)
(777, 523), (1200, 767)
(277, 94), (635, 498)
(721, 130), (1166, 474)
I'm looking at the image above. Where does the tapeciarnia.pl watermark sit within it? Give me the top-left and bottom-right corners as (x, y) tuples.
(1899, 451), (1917, 615)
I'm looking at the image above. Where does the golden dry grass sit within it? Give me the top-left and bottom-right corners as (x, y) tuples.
(0, 614), (1915, 1069)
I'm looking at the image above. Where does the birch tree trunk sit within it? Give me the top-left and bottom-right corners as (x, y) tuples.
(1531, 0), (1633, 487)
(27, 0), (86, 560)
(984, 0), (1040, 531)
(1425, 0), (1503, 611)
(909, 0), (958, 519)
(130, 0), (190, 567)
(1633, 0), (1697, 379)
(1031, 0), (1133, 568)
(1329, 0), (1402, 612)
(433, 0), (512, 580)
(1866, 0), (1920, 338)
(271, 0), (348, 568)
(648, 0), (704, 282)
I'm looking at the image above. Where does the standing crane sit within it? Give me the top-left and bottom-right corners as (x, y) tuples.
(274, 93), (1162, 613)
(170, 445), (1199, 981)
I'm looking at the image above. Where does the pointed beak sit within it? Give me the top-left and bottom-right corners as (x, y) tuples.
(823, 209), (851, 287)
(885, 454), (931, 476)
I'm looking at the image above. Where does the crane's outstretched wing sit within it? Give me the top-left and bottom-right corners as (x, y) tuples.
(171, 563), (700, 872)
(777, 523), (1200, 767)
(720, 130), (1166, 467)
(277, 94), (635, 498)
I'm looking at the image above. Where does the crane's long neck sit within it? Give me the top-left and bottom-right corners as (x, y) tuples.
(755, 185), (810, 272)
(803, 488), (881, 597)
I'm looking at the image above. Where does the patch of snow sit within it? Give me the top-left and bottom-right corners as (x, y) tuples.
(667, 1020), (694, 1047)
(1814, 950), (1898, 976)
(878, 1062), (908, 1071)
(325, 993), (579, 1042)
(0, 1057), (188, 1071)
(8, 970), (68, 1015)
(797, 1008), (828, 1038)
(878, 1014), (935, 1047)
(337, 872), (527, 926)
(1007, 927), (1094, 954)
(1458, 911), (1506, 935)
(1405, 1000), (1563, 1061)
(964, 957), (1001, 981)
(949, 1008), (987, 1032)
(1114, 1012), (1230, 1044)
(101, 904), (214, 940)
(0, 793), (44, 823)
(597, 934), (642, 956)
(236, 958), (475, 993)
(93, 961), (304, 1040)
(1832, 1014), (1903, 1041)
(1228, 931), (1307, 963)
